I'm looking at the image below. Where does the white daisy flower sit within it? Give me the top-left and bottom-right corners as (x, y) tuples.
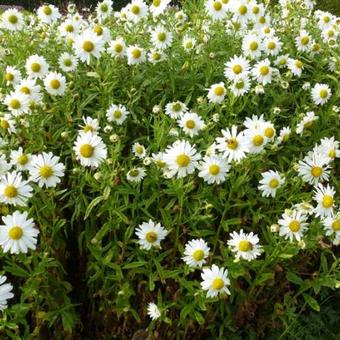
(244, 126), (268, 154)
(276, 126), (291, 144)
(205, 0), (227, 21)
(224, 55), (250, 81)
(4, 91), (30, 116)
(201, 264), (231, 298)
(182, 35), (196, 51)
(73, 132), (107, 168)
(37, 4), (61, 24)
(73, 30), (105, 65)
(295, 30), (312, 52)
(106, 104), (130, 125)
(313, 183), (336, 218)
(242, 34), (262, 59)
(230, 75), (251, 97)
(227, 229), (262, 261)
(25, 55), (49, 79)
(315, 137), (340, 162)
(135, 220), (168, 250)
(150, 26), (173, 50)
(0, 114), (16, 135)
(251, 58), (273, 85)
(232, 1), (251, 25)
(150, 0), (171, 17)
(126, 167), (146, 183)
(216, 125), (249, 162)
(127, 0), (149, 23)
(29, 152), (65, 188)
(148, 49), (165, 64)
(287, 58), (304, 77)
(43, 72), (67, 96)
(178, 112), (205, 137)
(127, 45), (146, 65)
(59, 19), (80, 38)
(147, 302), (161, 320)
(278, 209), (308, 242)
(107, 37), (126, 58)
(165, 101), (187, 119)
(4, 66), (22, 85)
(297, 152), (330, 185)
(80, 116), (100, 133)
(15, 78), (42, 103)
(258, 170), (284, 198)
(58, 53), (78, 72)
(91, 24), (111, 43)
(0, 172), (33, 206)
(1, 8), (24, 31)
(96, 0), (113, 19)
(296, 111), (318, 135)
(311, 83), (332, 106)
(322, 213), (340, 238)
(10, 147), (32, 171)
(275, 54), (289, 68)
(198, 155), (230, 184)
(132, 143), (146, 159)
(182, 238), (210, 268)
(207, 82), (226, 104)
(163, 140), (201, 178)
(0, 276), (14, 311)
(0, 210), (39, 254)
(263, 36), (282, 56)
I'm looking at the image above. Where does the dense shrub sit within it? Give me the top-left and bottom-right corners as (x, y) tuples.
(0, 0), (339, 338)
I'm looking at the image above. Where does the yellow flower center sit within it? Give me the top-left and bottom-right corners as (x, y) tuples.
(129, 169), (140, 177)
(264, 127), (274, 138)
(83, 125), (94, 132)
(9, 99), (21, 110)
(227, 138), (238, 150)
(172, 103), (181, 112)
(212, 278), (224, 290)
(65, 24), (74, 32)
(8, 15), (18, 24)
(267, 41), (276, 50)
(113, 110), (122, 119)
(263, 27), (270, 33)
(100, 3), (108, 11)
(192, 249), (205, 261)
(259, 16), (266, 24)
(252, 6), (259, 14)
(0, 119), (10, 129)
(319, 89), (328, 99)
(323, 16), (330, 23)
(238, 240), (253, 251)
(50, 79), (61, 90)
(5, 73), (14, 81)
(131, 5), (140, 15)
(4, 185), (17, 198)
(39, 165), (53, 178)
(289, 220), (301, 232)
(327, 30), (334, 37)
(145, 231), (157, 243)
(176, 154), (190, 167)
(311, 166), (323, 178)
(249, 41), (258, 51)
(43, 6), (52, 15)
(322, 195), (333, 208)
(214, 86), (225, 96)
(9, 226), (23, 240)
(80, 144), (94, 158)
(94, 25), (103, 35)
(114, 44), (123, 53)
(331, 219), (340, 231)
(17, 155), (28, 165)
(157, 32), (166, 41)
(328, 149), (336, 159)
(233, 64), (243, 74)
(155, 160), (166, 168)
(222, 0), (229, 3)
(153, 52), (161, 60)
(252, 135), (264, 146)
(131, 48), (141, 59)
(312, 43), (320, 52)
(20, 86), (30, 95)
(235, 80), (245, 89)
(153, 0), (161, 6)
(213, 1), (222, 11)
(259, 66), (269, 76)
(209, 164), (220, 175)
(295, 60), (303, 69)
(269, 178), (279, 189)
(301, 36), (309, 45)
(83, 41), (94, 52)
(238, 5), (247, 15)
(185, 120), (196, 129)
(31, 62), (41, 72)
(135, 146), (144, 154)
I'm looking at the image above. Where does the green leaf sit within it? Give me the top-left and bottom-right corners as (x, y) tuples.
(287, 272), (304, 286)
(123, 261), (147, 269)
(303, 294), (320, 312)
